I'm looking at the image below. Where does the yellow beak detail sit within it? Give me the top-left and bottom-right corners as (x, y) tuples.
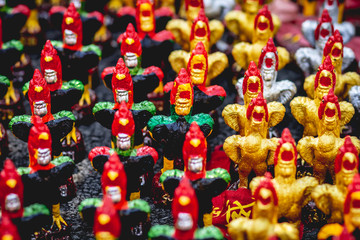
(34, 86), (43, 92)
(190, 139), (200, 147)
(119, 118), (129, 126)
(38, 133), (49, 140)
(98, 214), (110, 225)
(45, 56), (53, 62)
(107, 171), (119, 181)
(125, 38), (135, 45)
(116, 74), (126, 80)
(179, 196), (190, 206)
(65, 17), (74, 25)
(2, 234), (14, 240)
(6, 179), (17, 189)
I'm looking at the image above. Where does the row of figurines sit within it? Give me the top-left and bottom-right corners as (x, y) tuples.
(0, 0), (353, 51)
(0, 42), (359, 239)
(0, 0), (358, 116)
(0, 0), (358, 121)
(0, 103), (360, 240)
(1, 0), (359, 193)
(0, 0), (358, 193)
(2, 13), (359, 168)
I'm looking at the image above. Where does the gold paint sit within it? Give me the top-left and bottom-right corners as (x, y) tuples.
(65, 17), (74, 25)
(95, 232), (116, 240)
(4, 81), (18, 105)
(6, 179), (17, 188)
(98, 214), (110, 225)
(161, 156), (174, 173)
(119, 118), (129, 126)
(116, 74), (126, 80)
(38, 133), (49, 140)
(2, 235), (14, 240)
(179, 196), (190, 206)
(34, 86), (43, 92)
(169, 51), (228, 87)
(203, 212), (212, 226)
(130, 191), (140, 200)
(305, 48), (360, 101)
(189, 54), (206, 86)
(139, 3), (154, 33)
(302, 0), (316, 16)
(291, 92), (355, 137)
(250, 154), (318, 224)
(223, 101), (285, 187)
(228, 191), (298, 240)
(52, 203), (68, 229)
(125, 38), (134, 45)
(174, 83), (192, 116)
(225, 2), (280, 43)
(310, 139), (360, 223)
(166, 16), (224, 52)
(44, 56), (53, 62)
(107, 171), (119, 181)
(190, 139), (200, 147)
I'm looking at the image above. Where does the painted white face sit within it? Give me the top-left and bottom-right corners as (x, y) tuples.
(124, 52), (138, 68)
(188, 156), (203, 173)
(115, 89), (129, 104)
(64, 29), (77, 46)
(175, 213), (193, 231)
(71, 0), (82, 9)
(0, 0), (5, 7)
(260, 52), (277, 89)
(34, 101), (47, 117)
(44, 69), (57, 84)
(37, 148), (51, 166)
(323, 0), (338, 23)
(106, 186), (121, 203)
(116, 133), (131, 150)
(316, 22), (332, 51)
(5, 193), (21, 212)
(59, 184), (68, 197)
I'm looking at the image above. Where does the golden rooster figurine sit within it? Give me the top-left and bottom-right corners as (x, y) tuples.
(223, 92), (285, 187)
(250, 129), (318, 226)
(290, 56), (354, 137)
(317, 174), (360, 239)
(228, 173), (299, 240)
(304, 30), (360, 101)
(168, 9), (228, 86)
(297, 89), (360, 184)
(311, 138), (359, 227)
(231, 5), (289, 71)
(166, 0), (224, 51)
(223, 61), (285, 137)
(225, 0), (279, 43)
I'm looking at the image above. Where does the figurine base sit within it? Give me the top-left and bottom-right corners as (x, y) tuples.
(0, 89), (25, 127)
(72, 89), (97, 125)
(60, 128), (86, 164)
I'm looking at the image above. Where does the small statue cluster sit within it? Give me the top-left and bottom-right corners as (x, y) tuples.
(0, 0), (360, 240)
